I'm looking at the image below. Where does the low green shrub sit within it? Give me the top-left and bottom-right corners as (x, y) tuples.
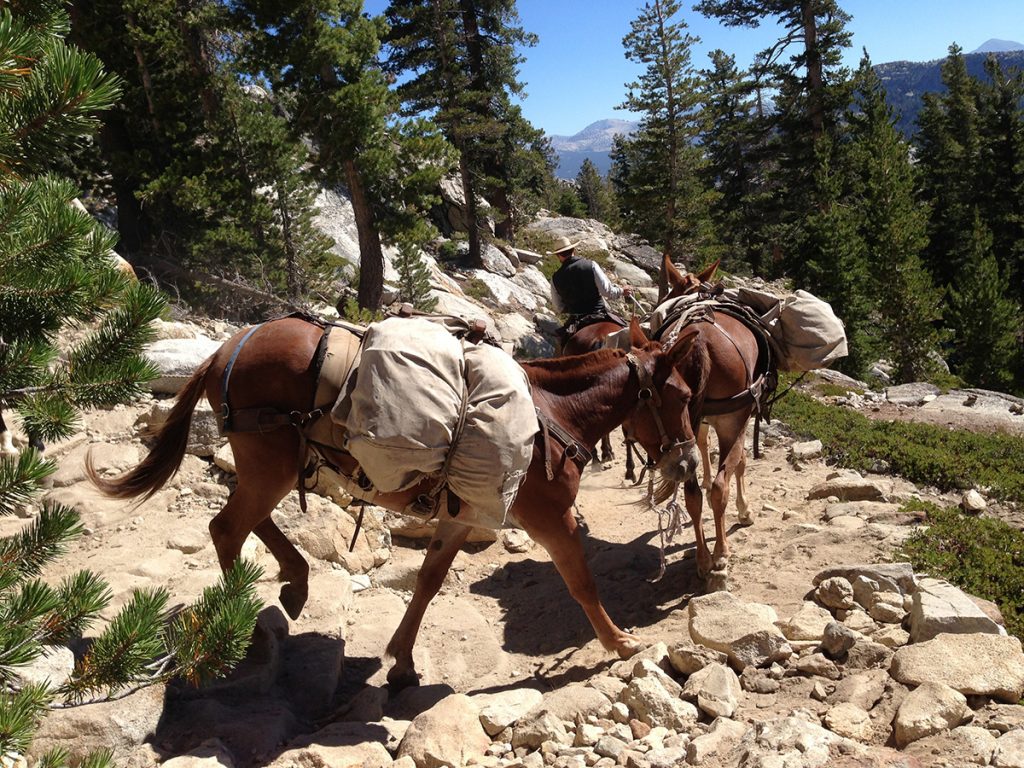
(772, 389), (1024, 500)
(898, 500), (1024, 641)
(463, 277), (492, 302)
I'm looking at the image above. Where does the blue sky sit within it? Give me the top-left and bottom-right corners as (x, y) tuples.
(363, 0), (1023, 136)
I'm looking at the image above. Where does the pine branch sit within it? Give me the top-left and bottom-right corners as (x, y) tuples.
(0, 505), (81, 586)
(60, 587), (168, 703)
(0, 682), (52, 756)
(42, 571), (111, 644)
(164, 560), (262, 686)
(0, 449), (55, 518)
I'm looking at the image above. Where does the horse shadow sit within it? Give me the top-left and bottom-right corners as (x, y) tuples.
(137, 619), (354, 764)
(470, 519), (723, 668)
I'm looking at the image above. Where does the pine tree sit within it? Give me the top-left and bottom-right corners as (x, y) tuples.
(575, 159), (618, 226)
(393, 234), (439, 312)
(846, 54), (945, 382)
(947, 214), (1023, 391)
(696, 0), (854, 281)
(496, 99), (558, 240)
(914, 45), (983, 290)
(385, 0), (542, 262)
(1, 4), (261, 758)
(975, 56), (1024, 307)
(612, 0), (713, 257)
(801, 138), (876, 376)
(235, 0), (453, 310)
(70, 0), (338, 312)
(699, 48), (774, 273)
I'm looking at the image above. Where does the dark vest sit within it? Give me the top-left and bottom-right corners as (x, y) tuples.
(552, 256), (605, 316)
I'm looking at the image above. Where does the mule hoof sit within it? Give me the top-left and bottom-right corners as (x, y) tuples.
(737, 509), (754, 526)
(386, 667), (421, 692)
(615, 633), (647, 659)
(279, 583), (308, 620)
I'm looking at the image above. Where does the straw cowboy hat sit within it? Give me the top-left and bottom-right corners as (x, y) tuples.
(545, 235), (580, 255)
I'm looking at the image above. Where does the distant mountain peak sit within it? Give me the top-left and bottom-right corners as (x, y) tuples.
(549, 119), (638, 153)
(972, 38), (1024, 54)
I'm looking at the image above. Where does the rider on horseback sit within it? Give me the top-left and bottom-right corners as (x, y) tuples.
(547, 236), (632, 348)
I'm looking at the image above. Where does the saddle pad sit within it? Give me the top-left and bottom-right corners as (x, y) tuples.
(305, 326), (362, 451)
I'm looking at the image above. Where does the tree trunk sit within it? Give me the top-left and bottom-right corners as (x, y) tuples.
(459, 154), (482, 268)
(176, 0), (219, 122)
(125, 11), (160, 133)
(98, 116), (152, 269)
(801, 0), (824, 141)
(345, 158), (385, 310)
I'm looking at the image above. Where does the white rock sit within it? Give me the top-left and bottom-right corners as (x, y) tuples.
(145, 336), (223, 394)
(890, 633), (1024, 703)
(682, 663), (742, 719)
(910, 577), (1003, 642)
(961, 489), (987, 513)
(894, 681), (970, 747)
(993, 728), (1024, 768)
(688, 591), (792, 671)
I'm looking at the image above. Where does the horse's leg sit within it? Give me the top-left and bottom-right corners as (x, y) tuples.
(519, 506), (643, 658)
(708, 414), (749, 574)
(600, 433), (614, 464)
(734, 440), (752, 525)
(209, 436), (305, 617)
(683, 477), (712, 579)
(253, 518), (310, 620)
(624, 439), (636, 483)
(698, 422), (712, 492)
(386, 518), (470, 690)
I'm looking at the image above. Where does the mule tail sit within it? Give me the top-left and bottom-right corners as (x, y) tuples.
(686, 334), (711, 434)
(88, 357), (213, 501)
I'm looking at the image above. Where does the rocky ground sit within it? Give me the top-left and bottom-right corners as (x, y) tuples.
(6, 338), (1024, 768)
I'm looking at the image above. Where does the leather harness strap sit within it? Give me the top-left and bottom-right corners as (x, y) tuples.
(537, 408), (593, 481)
(219, 322), (333, 513)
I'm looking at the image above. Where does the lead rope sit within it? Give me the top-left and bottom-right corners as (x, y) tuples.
(642, 475), (685, 583)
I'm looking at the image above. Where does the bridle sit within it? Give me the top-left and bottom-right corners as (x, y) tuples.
(625, 351), (695, 462)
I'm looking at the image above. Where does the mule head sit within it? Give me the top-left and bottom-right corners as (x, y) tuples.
(660, 255), (721, 303)
(623, 336), (702, 496)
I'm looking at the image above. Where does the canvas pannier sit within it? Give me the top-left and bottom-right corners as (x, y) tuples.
(332, 317), (537, 529)
(653, 285), (847, 373)
(772, 289), (848, 372)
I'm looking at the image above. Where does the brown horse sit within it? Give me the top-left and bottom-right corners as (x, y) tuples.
(90, 315), (703, 688)
(560, 321), (628, 466)
(626, 255), (760, 583)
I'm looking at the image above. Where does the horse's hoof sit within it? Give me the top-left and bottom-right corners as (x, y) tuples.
(615, 634), (647, 659)
(737, 508), (754, 526)
(279, 583), (308, 620)
(386, 667), (421, 692)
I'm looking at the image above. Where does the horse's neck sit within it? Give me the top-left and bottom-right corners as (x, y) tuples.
(534, 357), (639, 447)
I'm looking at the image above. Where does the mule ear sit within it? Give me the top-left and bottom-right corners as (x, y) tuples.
(696, 258), (720, 284)
(628, 316), (649, 348)
(659, 251), (686, 302)
(667, 334), (696, 367)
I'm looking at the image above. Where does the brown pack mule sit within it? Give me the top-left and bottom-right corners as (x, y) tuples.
(90, 315), (704, 689)
(627, 255), (765, 588)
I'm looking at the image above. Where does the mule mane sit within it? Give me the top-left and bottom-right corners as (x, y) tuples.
(523, 348), (628, 396)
